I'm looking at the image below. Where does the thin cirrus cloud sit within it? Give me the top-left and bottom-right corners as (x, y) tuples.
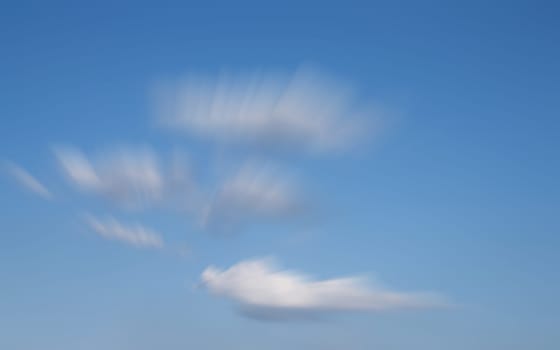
(53, 145), (307, 233)
(54, 146), (176, 209)
(154, 67), (375, 154)
(5, 162), (52, 199)
(201, 258), (448, 321)
(85, 214), (164, 249)
(201, 163), (306, 233)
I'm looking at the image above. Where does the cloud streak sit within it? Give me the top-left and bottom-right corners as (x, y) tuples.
(54, 146), (191, 210)
(53, 146), (306, 234)
(5, 162), (52, 199)
(201, 163), (306, 233)
(155, 67), (373, 154)
(85, 215), (164, 249)
(201, 258), (447, 321)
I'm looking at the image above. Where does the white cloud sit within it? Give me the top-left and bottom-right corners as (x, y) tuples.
(53, 148), (101, 191)
(201, 163), (305, 232)
(54, 146), (185, 210)
(155, 67), (373, 154)
(85, 215), (164, 249)
(201, 258), (447, 321)
(6, 162), (52, 199)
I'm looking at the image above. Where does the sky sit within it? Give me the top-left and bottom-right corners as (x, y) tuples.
(1, 1), (559, 349)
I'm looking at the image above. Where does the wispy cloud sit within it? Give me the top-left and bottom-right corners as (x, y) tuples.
(201, 163), (306, 233)
(155, 67), (375, 154)
(53, 145), (309, 235)
(201, 258), (448, 321)
(85, 214), (164, 249)
(5, 162), (52, 199)
(54, 146), (193, 210)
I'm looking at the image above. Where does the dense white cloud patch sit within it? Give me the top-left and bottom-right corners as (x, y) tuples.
(155, 68), (373, 153)
(54, 146), (186, 209)
(85, 215), (164, 249)
(201, 163), (305, 232)
(201, 258), (447, 320)
(5, 162), (52, 199)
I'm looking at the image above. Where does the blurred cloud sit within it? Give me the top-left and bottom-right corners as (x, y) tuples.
(155, 67), (375, 154)
(85, 214), (164, 249)
(54, 146), (194, 210)
(5, 162), (52, 199)
(201, 163), (306, 233)
(53, 146), (307, 234)
(201, 258), (448, 321)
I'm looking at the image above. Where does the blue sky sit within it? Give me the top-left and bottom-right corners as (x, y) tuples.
(1, 1), (559, 349)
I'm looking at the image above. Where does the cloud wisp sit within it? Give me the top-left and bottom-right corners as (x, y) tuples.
(85, 215), (164, 249)
(155, 67), (374, 154)
(5, 162), (52, 199)
(201, 258), (448, 321)
(53, 146), (307, 235)
(54, 146), (194, 210)
(201, 163), (306, 233)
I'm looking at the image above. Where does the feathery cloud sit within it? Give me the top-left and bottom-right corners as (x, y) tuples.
(201, 163), (305, 233)
(5, 162), (52, 199)
(85, 215), (164, 249)
(54, 146), (192, 210)
(201, 258), (448, 321)
(155, 67), (374, 154)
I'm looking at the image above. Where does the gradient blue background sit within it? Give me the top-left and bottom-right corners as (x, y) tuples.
(1, 1), (559, 349)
